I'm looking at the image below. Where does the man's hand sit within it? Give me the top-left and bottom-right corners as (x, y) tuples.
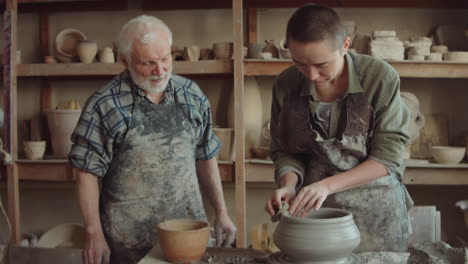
(214, 213), (237, 247)
(83, 229), (111, 264)
(289, 180), (330, 217)
(265, 185), (296, 216)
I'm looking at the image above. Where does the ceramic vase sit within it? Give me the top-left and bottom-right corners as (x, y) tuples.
(99, 47), (115, 63)
(262, 40), (279, 58)
(23, 141), (46, 160)
(183, 46), (200, 61)
(77, 40), (98, 63)
(273, 208), (361, 263)
(46, 110), (81, 158)
(213, 128), (234, 161)
(228, 77), (263, 158)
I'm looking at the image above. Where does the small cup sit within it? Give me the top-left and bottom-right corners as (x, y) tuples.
(259, 52), (272, 60)
(183, 46), (200, 61)
(24, 141), (46, 160)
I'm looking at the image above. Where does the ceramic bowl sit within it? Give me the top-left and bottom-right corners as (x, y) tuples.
(431, 146), (466, 164)
(273, 208), (360, 263)
(54, 28), (86, 62)
(251, 146), (270, 159)
(37, 223), (85, 248)
(157, 219), (210, 263)
(23, 141), (46, 160)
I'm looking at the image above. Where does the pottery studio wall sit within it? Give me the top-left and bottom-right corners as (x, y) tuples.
(0, 4), (467, 245)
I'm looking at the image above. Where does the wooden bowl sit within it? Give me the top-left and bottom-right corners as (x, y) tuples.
(431, 146), (466, 164)
(157, 219), (210, 263)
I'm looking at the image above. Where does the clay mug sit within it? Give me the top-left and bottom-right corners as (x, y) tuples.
(77, 40), (98, 63)
(99, 47), (115, 63)
(200, 48), (213, 60)
(183, 46), (200, 61)
(212, 42), (233, 60)
(24, 141), (46, 160)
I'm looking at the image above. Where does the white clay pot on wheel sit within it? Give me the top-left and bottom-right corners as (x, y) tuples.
(273, 208), (361, 263)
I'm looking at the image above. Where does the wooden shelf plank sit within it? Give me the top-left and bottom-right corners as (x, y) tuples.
(16, 60), (233, 77)
(16, 160), (234, 182)
(244, 0), (468, 8)
(244, 59), (468, 79)
(142, 0), (231, 10)
(245, 160), (468, 185)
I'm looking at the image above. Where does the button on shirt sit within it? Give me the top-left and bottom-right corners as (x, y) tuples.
(68, 70), (220, 179)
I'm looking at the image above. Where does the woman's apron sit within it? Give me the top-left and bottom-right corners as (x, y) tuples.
(99, 82), (207, 263)
(271, 64), (412, 252)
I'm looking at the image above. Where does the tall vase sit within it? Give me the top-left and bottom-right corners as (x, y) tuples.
(227, 77), (263, 158)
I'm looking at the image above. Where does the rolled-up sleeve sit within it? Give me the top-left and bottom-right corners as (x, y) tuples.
(68, 104), (112, 179)
(194, 85), (220, 160)
(369, 76), (410, 167)
(270, 77), (306, 190)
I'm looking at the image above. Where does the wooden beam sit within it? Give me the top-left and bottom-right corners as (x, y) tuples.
(17, 61), (233, 77)
(247, 8), (257, 45)
(39, 12), (51, 111)
(244, 60), (468, 79)
(0, 0), (128, 12)
(233, 0), (246, 248)
(4, 0), (20, 244)
(244, 0), (468, 8)
(142, 0), (231, 10)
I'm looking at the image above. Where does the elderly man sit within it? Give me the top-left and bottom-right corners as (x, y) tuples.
(265, 5), (413, 252)
(69, 15), (236, 264)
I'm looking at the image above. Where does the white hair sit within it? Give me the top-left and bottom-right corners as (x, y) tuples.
(117, 15), (173, 62)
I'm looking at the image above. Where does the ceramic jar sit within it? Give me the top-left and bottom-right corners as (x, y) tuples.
(213, 42), (233, 60)
(183, 46), (200, 61)
(23, 141), (46, 160)
(99, 47), (115, 63)
(273, 208), (361, 263)
(200, 48), (213, 60)
(248, 43), (264, 59)
(77, 40), (98, 63)
(262, 40), (279, 58)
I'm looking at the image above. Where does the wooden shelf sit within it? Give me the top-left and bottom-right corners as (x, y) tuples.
(244, 59), (468, 79)
(244, 159), (468, 185)
(16, 60), (233, 77)
(244, 0), (468, 8)
(15, 159), (234, 182)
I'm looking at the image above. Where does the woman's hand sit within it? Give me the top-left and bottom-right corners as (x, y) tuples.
(265, 185), (297, 216)
(289, 180), (330, 217)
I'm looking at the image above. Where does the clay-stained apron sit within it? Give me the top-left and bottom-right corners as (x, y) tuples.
(271, 60), (412, 252)
(100, 81), (207, 264)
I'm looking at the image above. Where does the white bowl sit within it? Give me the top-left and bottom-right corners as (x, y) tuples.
(37, 223), (85, 248)
(431, 146), (466, 164)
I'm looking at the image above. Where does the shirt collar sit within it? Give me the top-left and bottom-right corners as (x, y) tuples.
(300, 52), (364, 101)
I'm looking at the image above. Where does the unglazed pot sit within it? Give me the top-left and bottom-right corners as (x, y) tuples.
(23, 141), (46, 160)
(212, 42), (233, 60)
(183, 46), (200, 61)
(77, 40), (98, 63)
(273, 208), (360, 263)
(99, 47), (115, 63)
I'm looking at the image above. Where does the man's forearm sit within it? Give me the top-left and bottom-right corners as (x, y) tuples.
(76, 169), (104, 236)
(196, 158), (228, 216)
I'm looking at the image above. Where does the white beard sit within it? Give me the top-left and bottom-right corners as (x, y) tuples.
(129, 67), (171, 94)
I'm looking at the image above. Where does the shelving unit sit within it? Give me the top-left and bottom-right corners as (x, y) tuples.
(2, 0), (468, 249)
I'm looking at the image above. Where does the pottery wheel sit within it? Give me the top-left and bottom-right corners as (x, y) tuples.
(265, 252), (365, 264)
